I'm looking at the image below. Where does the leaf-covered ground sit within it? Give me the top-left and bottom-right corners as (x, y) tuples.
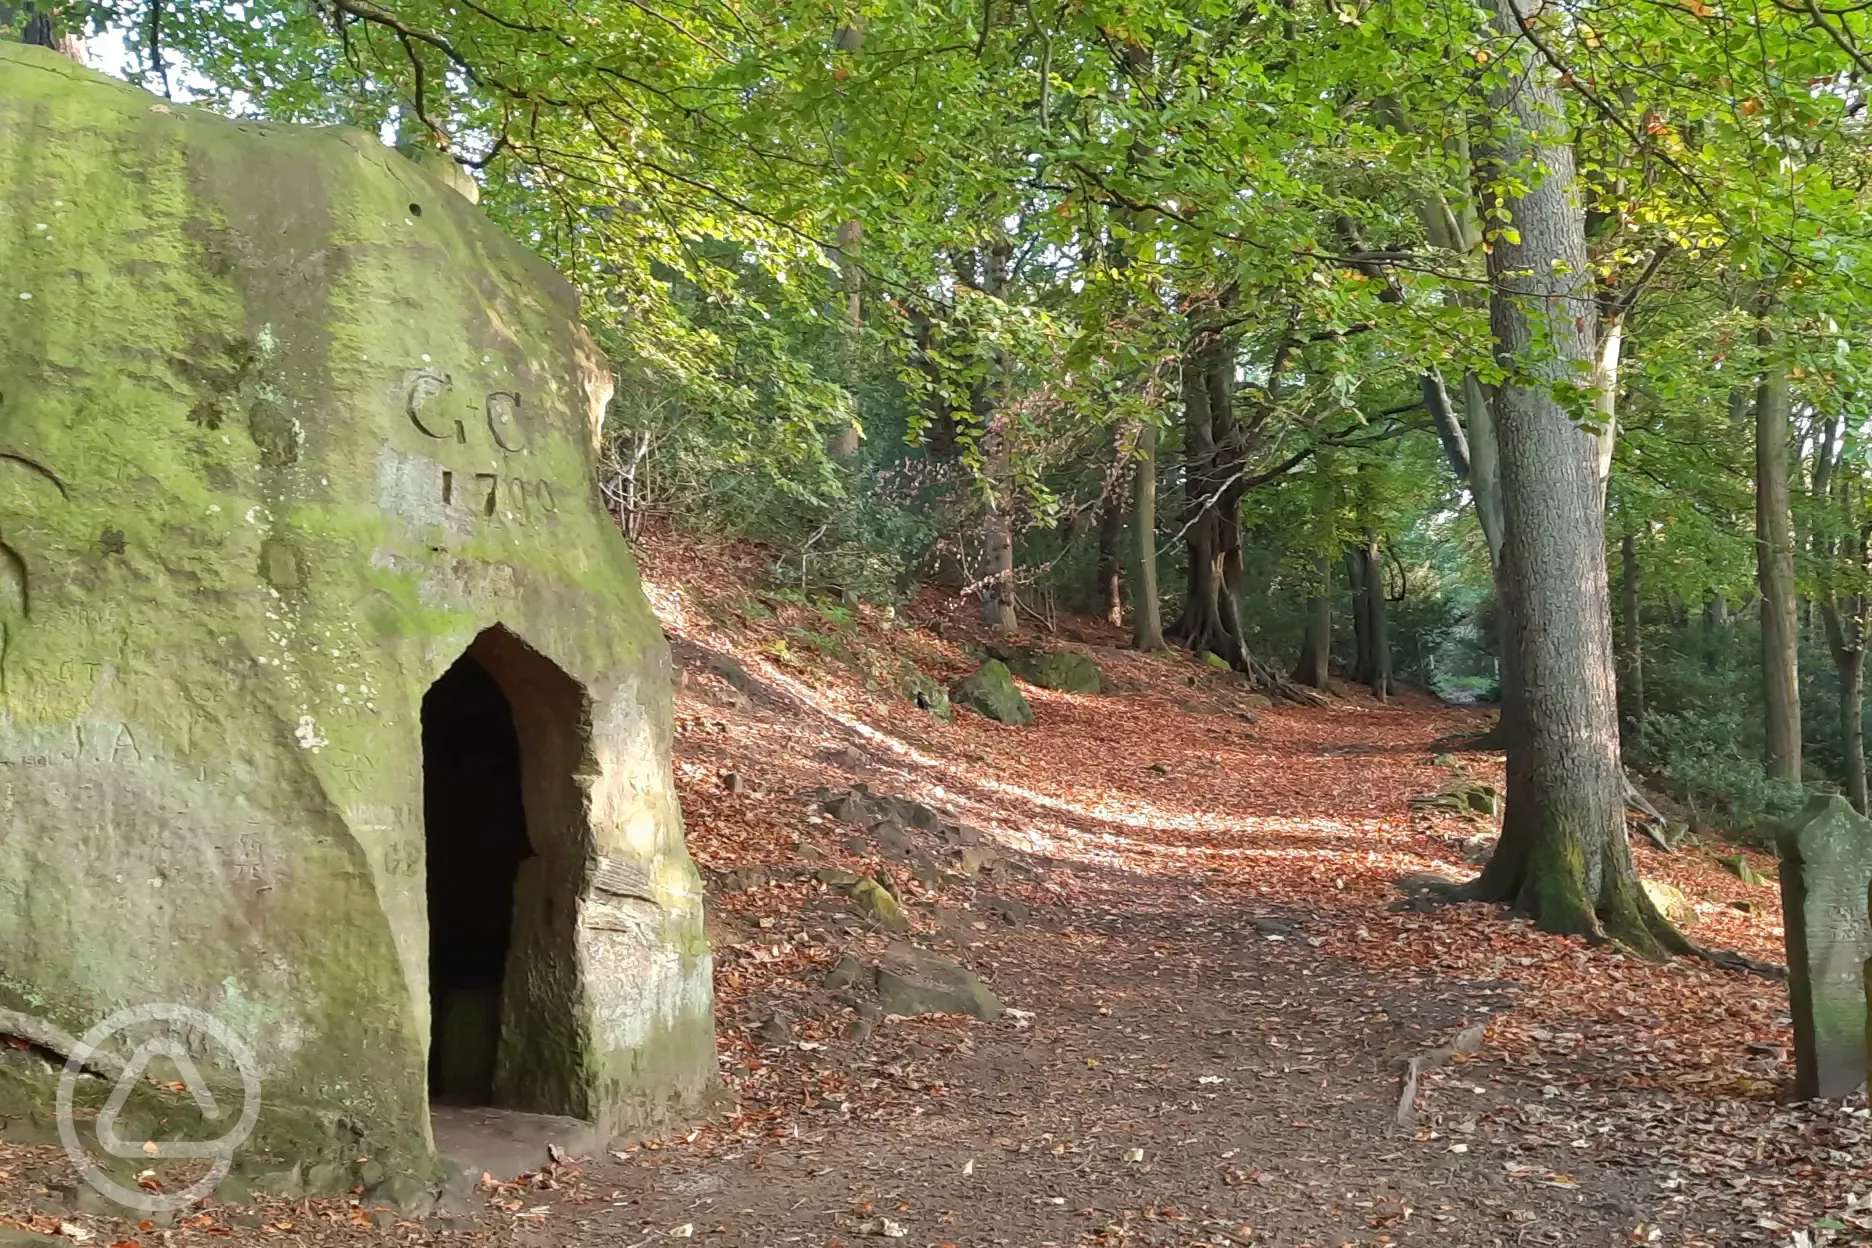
(3, 532), (1863, 1247)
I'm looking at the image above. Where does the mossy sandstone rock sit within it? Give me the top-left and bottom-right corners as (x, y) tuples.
(1640, 878), (1694, 926)
(0, 46), (713, 1171)
(1778, 795), (1872, 1098)
(848, 878), (910, 933)
(904, 670), (951, 720)
(874, 942), (1001, 1020)
(1016, 650), (1101, 694)
(950, 659), (1033, 725)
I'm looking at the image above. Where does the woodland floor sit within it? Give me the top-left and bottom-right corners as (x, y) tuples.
(4, 533), (1869, 1247)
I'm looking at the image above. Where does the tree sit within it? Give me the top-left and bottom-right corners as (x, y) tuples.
(1756, 311), (1803, 782)
(1132, 424), (1167, 650)
(1094, 432), (1129, 627)
(1462, 0), (1668, 953)
(1294, 552), (1331, 688)
(1813, 417), (1871, 812)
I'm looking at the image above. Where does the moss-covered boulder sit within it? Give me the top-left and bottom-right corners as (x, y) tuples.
(0, 46), (712, 1172)
(1640, 878), (1694, 926)
(1016, 650), (1102, 694)
(950, 660), (1033, 725)
(848, 878), (910, 933)
(905, 670), (952, 720)
(874, 942), (1001, 1020)
(1720, 854), (1768, 886)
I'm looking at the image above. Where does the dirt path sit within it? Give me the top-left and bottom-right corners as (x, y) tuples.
(3, 543), (1863, 1247)
(522, 545), (1840, 1248)
(592, 676), (1673, 1248)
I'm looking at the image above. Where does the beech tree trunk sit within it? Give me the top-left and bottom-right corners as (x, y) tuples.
(978, 240), (1017, 631)
(1465, 0), (1672, 955)
(1096, 486), (1125, 628)
(1294, 552), (1331, 688)
(829, 218), (864, 458)
(1176, 341), (1240, 664)
(980, 425), (1017, 631)
(1363, 533), (1391, 699)
(1839, 646), (1867, 814)
(1209, 323), (1251, 652)
(1131, 424), (1166, 650)
(1345, 546), (1372, 684)
(1755, 320), (1802, 782)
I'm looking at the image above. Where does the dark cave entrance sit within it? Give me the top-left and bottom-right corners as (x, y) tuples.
(423, 648), (531, 1105)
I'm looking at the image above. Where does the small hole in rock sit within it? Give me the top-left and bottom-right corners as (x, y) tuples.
(409, 202), (423, 217)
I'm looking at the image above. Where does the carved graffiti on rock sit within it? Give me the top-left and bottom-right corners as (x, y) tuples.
(485, 391), (525, 452)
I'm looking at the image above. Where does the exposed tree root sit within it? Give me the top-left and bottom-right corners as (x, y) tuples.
(1169, 612), (1329, 707)
(1435, 723), (1506, 753)
(1683, 944), (1785, 980)
(1455, 872), (1785, 979)
(1240, 654), (1329, 706)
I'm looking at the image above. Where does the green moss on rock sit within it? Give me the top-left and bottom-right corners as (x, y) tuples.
(1017, 650), (1101, 694)
(0, 45), (713, 1172)
(849, 878), (910, 933)
(951, 660), (1032, 725)
(904, 670), (951, 720)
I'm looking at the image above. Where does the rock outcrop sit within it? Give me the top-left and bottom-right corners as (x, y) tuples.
(0, 45), (714, 1173)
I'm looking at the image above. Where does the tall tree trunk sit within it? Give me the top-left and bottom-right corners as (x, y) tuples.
(1464, 0), (1672, 955)
(1702, 590), (1729, 671)
(1131, 424), (1166, 650)
(1345, 546), (1373, 684)
(1176, 342), (1237, 663)
(829, 218), (864, 458)
(1294, 552), (1331, 687)
(1618, 527), (1645, 743)
(1096, 455), (1126, 628)
(977, 240), (1017, 632)
(1364, 532), (1392, 699)
(7, 2), (80, 56)
(1212, 347), (1250, 655)
(1817, 435), (1866, 811)
(1755, 315), (1802, 781)
(980, 427), (1017, 631)
(1840, 647), (1867, 813)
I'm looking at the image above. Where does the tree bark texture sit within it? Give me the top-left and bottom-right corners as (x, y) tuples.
(1131, 423), (1166, 650)
(1175, 339), (1242, 666)
(1465, 0), (1674, 956)
(830, 218), (864, 458)
(1840, 647), (1867, 814)
(1364, 533), (1392, 699)
(977, 240), (1017, 631)
(1209, 337), (1250, 654)
(1095, 432), (1128, 628)
(1345, 546), (1372, 684)
(1755, 329), (1802, 782)
(1096, 493), (1125, 627)
(979, 421), (1018, 631)
(1818, 454), (1868, 813)
(1294, 553), (1331, 688)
